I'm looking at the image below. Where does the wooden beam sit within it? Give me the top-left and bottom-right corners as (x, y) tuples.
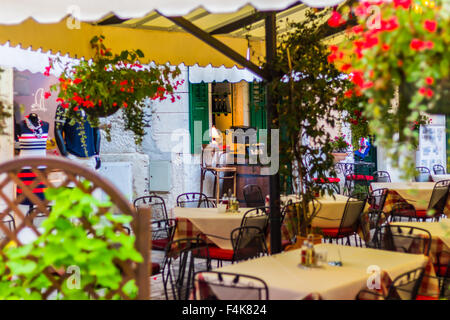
(209, 12), (269, 35)
(210, 1), (304, 36)
(96, 15), (129, 26)
(162, 15), (269, 80)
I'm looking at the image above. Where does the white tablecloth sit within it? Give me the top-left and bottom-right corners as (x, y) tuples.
(311, 194), (353, 228)
(371, 182), (436, 210)
(432, 174), (450, 182)
(213, 243), (430, 300)
(173, 207), (247, 249)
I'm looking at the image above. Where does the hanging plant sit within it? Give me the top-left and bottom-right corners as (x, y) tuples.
(47, 35), (183, 145)
(329, 0), (449, 178)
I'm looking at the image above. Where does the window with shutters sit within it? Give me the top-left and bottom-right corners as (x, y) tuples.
(188, 80), (268, 154)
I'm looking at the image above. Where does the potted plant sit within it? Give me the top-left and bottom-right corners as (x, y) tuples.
(267, 9), (350, 247)
(330, 134), (352, 162)
(47, 35), (183, 145)
(329, 0), (449, 178)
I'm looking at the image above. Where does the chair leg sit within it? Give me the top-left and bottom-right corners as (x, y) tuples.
(200, 170), (204, 194)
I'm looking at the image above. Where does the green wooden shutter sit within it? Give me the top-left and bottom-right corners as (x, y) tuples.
(249, 81), (267, 130)
(189, 82), (210, 154)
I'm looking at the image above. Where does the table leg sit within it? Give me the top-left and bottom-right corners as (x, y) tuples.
(216, 173), (220, 204)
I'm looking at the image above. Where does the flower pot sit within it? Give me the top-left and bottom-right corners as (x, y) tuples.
(284, 234), (323, 252)
(331, 152), (348, 163)
(83, 104), (121, 118)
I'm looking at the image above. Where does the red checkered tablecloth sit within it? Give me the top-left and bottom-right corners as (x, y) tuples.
(174, 217), (217, 246)
(377, 189), (450, 219)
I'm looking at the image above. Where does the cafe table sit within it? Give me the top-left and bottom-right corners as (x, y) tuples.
(207, 243), (439, 300)
(281, 194), (371, 242)
(173, 207), (247, 250)
(370, 182), (450, 217)
(389, 220), (450, 266)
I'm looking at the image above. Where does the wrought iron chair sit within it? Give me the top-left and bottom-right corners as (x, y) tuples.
(133, 194), (169, 220)
(356, 267), (425, 300)
(415, 166), (432, 182)
(242, 184), (265, 207)
(367, 224), (431, 256)
(195, 207), (270, 267)
(151, 218), (178, 252)
(0, 156), (150, 299)
(320, 196), (367, 246)
(1, 213), (16, 239)
(372, 170), (391, 183)
(415, 179), (450, 221)
(162, 237), (211, 300)
(230, 226), (268, 262)
(433, 164), (446, 175)
(193, 271), (269, 300)
(390, 180), (450, 222)
(26, 205), (52, 227)
(367, 188), (388, 229)
(176, 192), (214, 208)
(435, 250), (450, 298)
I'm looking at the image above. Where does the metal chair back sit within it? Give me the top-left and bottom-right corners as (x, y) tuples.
(243, 184), (265, 207)
(193, 271), (269, 300)
(133, 194), (168, 220)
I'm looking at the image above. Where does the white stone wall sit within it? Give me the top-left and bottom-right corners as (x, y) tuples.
(0, 67), (14, 211)
(99, 64), (216, 217)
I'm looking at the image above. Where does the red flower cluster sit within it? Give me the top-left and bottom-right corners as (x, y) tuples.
(393, 0), (411, 9)
(424, 20), (437, 33)
(327, 11), (345, 28)
(419, 87), (433, 98)
(410, 38), (434, 51)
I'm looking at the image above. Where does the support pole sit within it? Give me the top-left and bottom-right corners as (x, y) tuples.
(265, 13), (281, 254)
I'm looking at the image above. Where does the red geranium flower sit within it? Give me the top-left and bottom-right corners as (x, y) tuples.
(424, 40), (434, 49)
(425, 77), (434, 85)
(350, 71), (364, 88)
(382, 44), (390, 52)
(344, 89), (353, 98)
(424, 20), (437, 33)
(410, 38), (425, 51)
(341, 63), (352, 72)
(328, 11), (345, 28)
(73, 78), (82, 85)
(418, 87), (427, 96)
(393, 0), (411, 9)
(44, 92), (51, 99)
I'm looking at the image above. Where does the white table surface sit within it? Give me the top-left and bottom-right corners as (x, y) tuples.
(174, 207), (247, 249)
(213, 243), (429, 300)
(432, 174), (450, 182)
(282, 194), (359, 228)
